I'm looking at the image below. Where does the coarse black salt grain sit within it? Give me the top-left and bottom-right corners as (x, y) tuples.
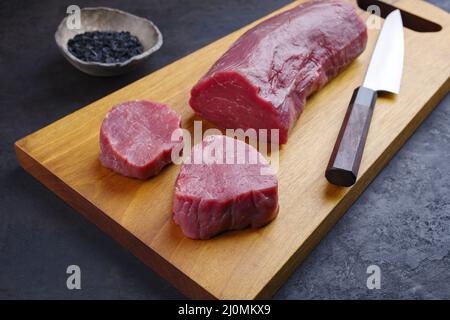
(67, 31), (144, 64)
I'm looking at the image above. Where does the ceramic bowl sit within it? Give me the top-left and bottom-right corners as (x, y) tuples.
(55, 7), (163, 77)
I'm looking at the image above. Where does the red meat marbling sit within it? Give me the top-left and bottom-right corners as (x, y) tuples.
(100, 100), (182, 180)
(190, 0), (368, 144)
(173, 135), (279, 240)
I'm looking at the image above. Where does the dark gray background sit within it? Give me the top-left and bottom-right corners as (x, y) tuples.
(1, 0), (449, 300)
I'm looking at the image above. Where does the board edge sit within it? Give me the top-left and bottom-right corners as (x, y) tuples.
(254, 76), (450, 299)
(14, 142), (218, 300)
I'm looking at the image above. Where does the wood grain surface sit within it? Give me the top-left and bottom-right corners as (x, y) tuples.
(15, 0), (450, 299)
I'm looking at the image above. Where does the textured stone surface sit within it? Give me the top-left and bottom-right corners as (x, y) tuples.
(277, 91), (450, 300)
(0, 0), (449, 299)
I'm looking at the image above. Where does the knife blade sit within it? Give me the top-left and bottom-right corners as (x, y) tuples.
(326, 10), (404, 187)
(364, 9), (404, 94)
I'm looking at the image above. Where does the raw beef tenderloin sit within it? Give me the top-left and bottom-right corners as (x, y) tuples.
(190, 0), (368, 144)
(173, 135), (279, 240)
(100, 100), (182, 179)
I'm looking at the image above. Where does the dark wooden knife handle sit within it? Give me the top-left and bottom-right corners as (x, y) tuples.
(326, 87), (378, 187)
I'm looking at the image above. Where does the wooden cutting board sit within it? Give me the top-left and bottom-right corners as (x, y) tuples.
(15, 0), (450, 299)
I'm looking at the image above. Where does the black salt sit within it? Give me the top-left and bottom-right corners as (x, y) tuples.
(67, 31), (144, 64)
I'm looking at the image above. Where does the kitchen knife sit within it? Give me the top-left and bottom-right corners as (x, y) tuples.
(326, 9), (404, 187)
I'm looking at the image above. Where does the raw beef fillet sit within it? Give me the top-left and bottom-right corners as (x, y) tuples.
(100, 100), (182, 179)
(173, 135), (279, 240)
(190, 0), (368, 144)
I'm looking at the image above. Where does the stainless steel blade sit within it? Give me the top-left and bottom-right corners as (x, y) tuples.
(363, 9), (404, 94)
